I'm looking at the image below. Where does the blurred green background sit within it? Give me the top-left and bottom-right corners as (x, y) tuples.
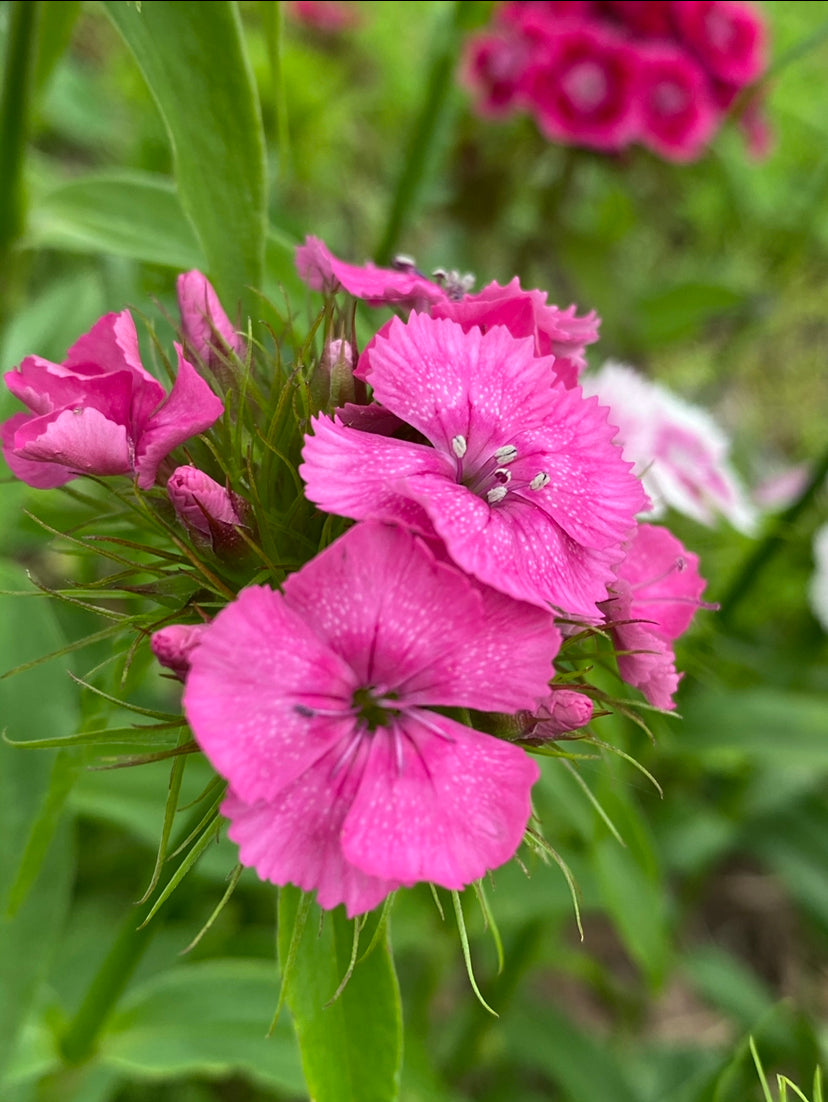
(0, 2), (826, 1100)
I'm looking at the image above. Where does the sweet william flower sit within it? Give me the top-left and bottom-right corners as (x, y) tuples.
(184, 521), (561, 917)
(296, 236), (451, 312)
(301, 313), (646, 619)
(1, 311), (223, 490)
(601, 523), (708, 710)
(431, 278), (599, 389)
(582, 361), (757, 533)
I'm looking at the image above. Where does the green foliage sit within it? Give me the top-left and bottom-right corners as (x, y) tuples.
(278, 886), (403, 1102)
(0, 1), (826, 1101)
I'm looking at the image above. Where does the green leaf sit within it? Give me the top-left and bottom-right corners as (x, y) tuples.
(27, 170), (205, 270)
(100, 959), (304, 1093)
(502, 1004), (641, 1102)
(278, 886), (403, 1102)
(101, 1), (267, 315)
(0, 561), (77, 1079)
(675, 688), (828, 768)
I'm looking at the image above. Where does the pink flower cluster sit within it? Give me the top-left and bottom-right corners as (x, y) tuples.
(164, 240), (710, 916)
(3, 256), (712, 919)
(463, 0), (769, 161)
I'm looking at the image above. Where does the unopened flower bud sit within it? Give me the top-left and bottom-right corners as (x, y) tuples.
(313, 338), (356, 409)
(519, 690), (594, 742)
(151, 622), (208, 681)
(177, 270), (246, 377)
(167, 466), (246, 553)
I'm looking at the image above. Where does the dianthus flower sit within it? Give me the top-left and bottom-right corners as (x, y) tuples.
(581, 361), (757, 533)
(183, 522), (560, 916)
(522, 24), (641, 151)
(635, 45), (718, 162)
(601, 523), (707, 710)
(431, 278), (599, 388)
(1, 311), (223, 490)
(296, 236), (452, 311)
(301, 313), (646, 619)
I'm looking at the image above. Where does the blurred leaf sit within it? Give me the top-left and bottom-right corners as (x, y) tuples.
(683, 946), (777, 1032)
(278, 886), (403, 1102)
(100, 959), (304, 1093)
(591, 834), (671, 989)
(0, 268), (105, 370)
(102, 1), (267, 316)
(0, 561), (76, 1080)
(33, 0), (81, 94)
(676, 688), (828, 767)
(636, 282), (746, 345)
(27, 171), (205, 270)
(503, 1003), (642, 1102)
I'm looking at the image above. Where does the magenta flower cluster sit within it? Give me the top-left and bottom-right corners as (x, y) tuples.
(3, 255), (713, 919)
(463, 0), (769, 161)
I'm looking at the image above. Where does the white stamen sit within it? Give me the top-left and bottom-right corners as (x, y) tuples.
(495, 444), (518, 464)
(530, 471), (550, 491)
(487, 486), (508, 505)
(392, 253), (417, 271)
(452, 434), (468, 458)
(494, 467), (512, 485)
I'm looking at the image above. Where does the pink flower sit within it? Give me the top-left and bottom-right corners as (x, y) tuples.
(301, 313), (646, 619)
(288, 0), (356, 32)
(431, 278), (600, 388)
(183, 522), (560, 916)
(581, 361), (757, 533)
(522, 24), (641, 151)
(636, 45), (718, 162)
(602, 0), (674, 37)
(602, 523), (707, 710)
(463, 30), (540, 116)
(296, 236), (450, 312)
(2, 311), (223, 490)
(671, 0), (766, 86)
(177, 270), (246, 372)
(520, 688), (594, 740)
(167, 466), (246, 550)
(151, 622), (209, 681)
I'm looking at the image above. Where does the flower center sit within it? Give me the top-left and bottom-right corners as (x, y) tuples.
(451, 436), (550, 506)
(351, 686), (400, 732)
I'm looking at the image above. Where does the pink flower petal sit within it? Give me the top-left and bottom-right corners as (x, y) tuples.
(10, 406), (132, 478)
(341, 711), (539, 889)
(184, 586), (357, 804)
(222, 758), (400, 918)
(1, 412), (76, 487)
(296, 236), (448, 311)
(283, 520), (560, 713)
(134, 344), (223, 489)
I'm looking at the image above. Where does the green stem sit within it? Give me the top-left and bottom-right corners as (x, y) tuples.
(0, 0), (41, 332)
(58, 904), (157, 1066)
(718, 441), (828, 625)
(374, 0), (481, 265)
